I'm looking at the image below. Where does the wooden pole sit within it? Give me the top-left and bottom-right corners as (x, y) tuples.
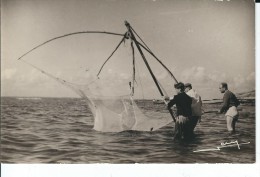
(125, 21), (176, 122)
(125, 21), (164, 96)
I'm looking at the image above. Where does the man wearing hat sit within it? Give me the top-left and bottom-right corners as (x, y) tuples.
(166, 82), (192, 140)
(184, 83), (202, 134)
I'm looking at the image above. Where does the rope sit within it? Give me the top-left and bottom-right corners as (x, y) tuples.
(130, 26), (152, 52)
(96, 33), (127, 77)
(20, 59), (85, 97)
(157, 80), (169, 98)
(137, 41), (178, 84)
(20, 59), (100, 87)
(125, 21), (165, 97)
(135, 60), (145, 106)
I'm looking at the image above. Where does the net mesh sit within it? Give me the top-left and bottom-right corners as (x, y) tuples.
(75, 80), (173, 132)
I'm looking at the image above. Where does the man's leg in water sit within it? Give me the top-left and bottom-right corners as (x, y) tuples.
(231, 115), (238, 133)
(226, 116), (235, 133)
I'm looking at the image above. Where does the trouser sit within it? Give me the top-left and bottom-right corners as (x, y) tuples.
(225, 106), (239, 132)
(190, 116), (200, 131)
(174, 115), (190, 139)
(226, 116), (238, 132)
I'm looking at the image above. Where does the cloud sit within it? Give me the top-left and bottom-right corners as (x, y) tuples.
(178, 66), (255, 99)
(232, 72), (255, 92)
(208, 71), (227, 83)
(156, 70), (168, 80)
(1, 63), (255, 99)
(180, 66), (237, 84)
(233, 75), (246, 88)
(246, 72), (255, 82)
(1, 68), (17, 80)
(15, 69), (49, 86)
(181, 66), (211, 83)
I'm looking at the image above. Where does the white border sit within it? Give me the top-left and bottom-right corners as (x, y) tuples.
(1, 164), (260, 177)
(1, 3), (260, 177)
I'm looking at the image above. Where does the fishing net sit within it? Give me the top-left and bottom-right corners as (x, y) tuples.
(19, 29), (176, 132)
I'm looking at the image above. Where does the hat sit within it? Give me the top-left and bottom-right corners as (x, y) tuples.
(174, 82), (184, 90)
(184, 83), (192, 87)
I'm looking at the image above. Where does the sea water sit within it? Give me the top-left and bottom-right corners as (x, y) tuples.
(0, 97), (255, 163)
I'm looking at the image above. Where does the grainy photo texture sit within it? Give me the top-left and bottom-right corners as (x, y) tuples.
(1, 0), (255, 164)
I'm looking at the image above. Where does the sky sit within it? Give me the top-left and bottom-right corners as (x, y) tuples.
(1, 0), (255, 99)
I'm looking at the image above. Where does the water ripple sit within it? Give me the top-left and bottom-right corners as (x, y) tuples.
(1, 97), (255, 163)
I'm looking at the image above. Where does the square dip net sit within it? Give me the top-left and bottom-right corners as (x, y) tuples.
(18, 25), (177, 132)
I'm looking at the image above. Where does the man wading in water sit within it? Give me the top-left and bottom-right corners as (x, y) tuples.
(218, 82), (240, 134)
(165, 82), (192, 140)
(184, 83), (202, 134)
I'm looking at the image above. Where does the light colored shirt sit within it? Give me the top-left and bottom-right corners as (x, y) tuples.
(186, 89), (202, 116)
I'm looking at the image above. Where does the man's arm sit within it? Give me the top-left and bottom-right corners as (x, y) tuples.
(199, 96), (202, 106)
(234, 94), (240, 107)
(219, 92), (229, 113)
(166, 97), (176, 122)
(167, 97), (176, 109)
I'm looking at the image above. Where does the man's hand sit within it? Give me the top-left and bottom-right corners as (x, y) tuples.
(162, 96), (169, 101)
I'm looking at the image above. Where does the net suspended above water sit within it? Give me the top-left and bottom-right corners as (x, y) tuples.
(18, 21), (178, 132)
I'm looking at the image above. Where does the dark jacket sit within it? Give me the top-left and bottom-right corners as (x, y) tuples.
(168, 92), (192, 117)
(220, 90), (240, 113)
